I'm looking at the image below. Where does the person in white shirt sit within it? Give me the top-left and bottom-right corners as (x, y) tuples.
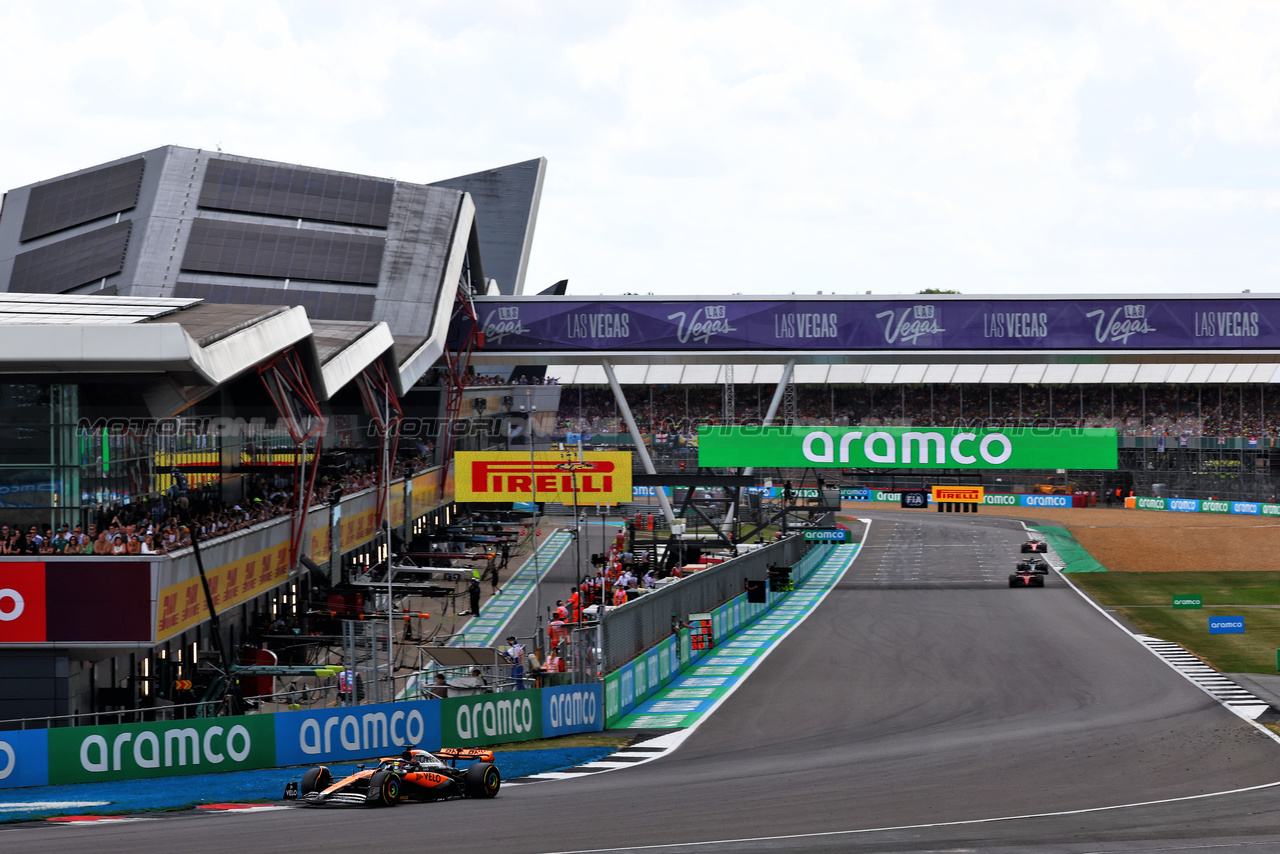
(505, 636), (527, 688)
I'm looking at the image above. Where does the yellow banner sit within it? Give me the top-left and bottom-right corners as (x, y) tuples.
(156, 540), (291, 641)
(455, 451), (632, 504)
(341, 507), (379, 551)
(309, 523), (331, 563)
(931, 485), (985, 503)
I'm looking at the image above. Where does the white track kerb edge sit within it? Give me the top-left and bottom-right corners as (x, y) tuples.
(594, 522), (870, 769)
(1026, 520), (1280, 748)
(539, 519), (1280, 854)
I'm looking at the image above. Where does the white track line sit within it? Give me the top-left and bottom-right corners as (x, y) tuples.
(512, 526), (872, 783)
(543, 776), (1280, 853)
(1022, 522), (1280, 744)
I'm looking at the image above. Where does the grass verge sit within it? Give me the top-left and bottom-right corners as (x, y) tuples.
(492, 733), (634, 751)
(1071, 572), (1280, 674)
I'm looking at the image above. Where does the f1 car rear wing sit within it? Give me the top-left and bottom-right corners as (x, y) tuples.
(436, 747), (495, 764)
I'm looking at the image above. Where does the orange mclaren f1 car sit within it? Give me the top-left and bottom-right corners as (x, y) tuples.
(288, 747), (501, 806)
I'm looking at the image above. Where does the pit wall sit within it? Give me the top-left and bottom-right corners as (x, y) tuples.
(603, 543), (834, 727)
(0, 683), (602, 789)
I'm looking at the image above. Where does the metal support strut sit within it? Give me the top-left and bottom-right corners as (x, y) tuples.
(257, 347), (325, 571)
(722, 358), (795, 535)
(355, 360), (404, 529)
(602, 359), (677, 526)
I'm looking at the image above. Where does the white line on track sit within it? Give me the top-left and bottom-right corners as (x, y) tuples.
(534, 519), (1280, 853)
(0, 801), (111, 812)
(541, 777), (1280, 853)
(513, 528), (872, 783)
(1032, 521), (1280, 746)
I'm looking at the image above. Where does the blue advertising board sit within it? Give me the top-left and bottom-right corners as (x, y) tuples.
(1020, 494), (1070, 508)
(1167, 498), (1201, 512)
(274, 700), (442, 767)
(0, 728), (48, 788)
(542, 684), (603, 737)
(1209, 617), (1246, 634)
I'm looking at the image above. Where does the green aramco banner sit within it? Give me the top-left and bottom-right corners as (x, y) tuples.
(697, 426), (1118, 470)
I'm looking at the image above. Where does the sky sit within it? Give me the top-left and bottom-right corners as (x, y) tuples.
(2, 1), (1280, 298)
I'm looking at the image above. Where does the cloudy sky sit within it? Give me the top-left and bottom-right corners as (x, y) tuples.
(2, 1), (1279, 297)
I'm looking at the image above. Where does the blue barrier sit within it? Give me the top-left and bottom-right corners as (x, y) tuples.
(0, 729), (48, 788)
(274, 700), (443, 766)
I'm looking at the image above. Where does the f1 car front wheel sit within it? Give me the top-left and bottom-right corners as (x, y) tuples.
(300, 766), (332, 795)
(369, 770), (401, 806)
(465, 763), (501, 798)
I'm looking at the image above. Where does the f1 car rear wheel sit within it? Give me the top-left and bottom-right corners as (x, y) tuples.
(369, 770), (401, 806)
(464, 762), (501, 798)
(300, 766), (332, 795)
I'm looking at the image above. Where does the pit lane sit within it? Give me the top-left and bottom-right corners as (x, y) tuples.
(8, 512), (1280, 853)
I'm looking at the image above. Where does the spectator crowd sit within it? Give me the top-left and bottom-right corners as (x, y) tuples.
(547, 383), (1280, 440)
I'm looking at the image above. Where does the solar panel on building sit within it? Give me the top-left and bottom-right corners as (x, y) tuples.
(198, 158), (393, 227)
(173, 280), (375, 321)
(9, 222), (133, 294)
(180, 219), (385, 285)
(19, 159), (145, 242)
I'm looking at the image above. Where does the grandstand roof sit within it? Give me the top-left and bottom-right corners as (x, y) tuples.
(0, 293), (435, 410)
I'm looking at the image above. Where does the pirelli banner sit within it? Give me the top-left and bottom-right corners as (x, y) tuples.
(698, 426), (1118, 470)
(932, 486), (984, 503)
(455, 452), (632, 504)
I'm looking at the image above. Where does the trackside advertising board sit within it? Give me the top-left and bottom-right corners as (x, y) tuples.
(0, 729), (48, 788)
(455, 451), (632, 504)
(274, 700), (443, 766)
(440, 689), (542, 747)
(4, 684), (606, 790)
(697, 426), (1118, 470)
(47, 715), (276, 784)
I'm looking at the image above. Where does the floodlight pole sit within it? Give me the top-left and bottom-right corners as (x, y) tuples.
(602, 359), (676, 526)
(525, 389), (542, 654)
(384, 382), (394, 698)
(722, 358), (795, 536)
(172, 469), (233, 713)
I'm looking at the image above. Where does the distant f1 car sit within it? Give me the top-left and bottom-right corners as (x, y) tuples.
(1009, 567), (1045, 588)
(1016, 558), (1049, 574)
(287, 747), (501, 807)
(1021, 539), (1047, 553)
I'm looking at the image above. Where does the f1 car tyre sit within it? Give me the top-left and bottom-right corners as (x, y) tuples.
(368, 770), (401, 806)
(300, 766), (332, 795)
(464, 762), (502, 798)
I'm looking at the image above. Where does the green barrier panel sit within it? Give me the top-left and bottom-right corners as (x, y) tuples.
(439, 688), (542, 747)
(47, 714), (276, 784)
(1030, 525), (1107, 573)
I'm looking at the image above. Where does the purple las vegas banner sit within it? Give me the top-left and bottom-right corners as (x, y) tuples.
(456, 297), (1274, 352)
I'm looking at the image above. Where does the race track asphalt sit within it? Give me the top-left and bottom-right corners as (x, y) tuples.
(9, 511), (1280, 854)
